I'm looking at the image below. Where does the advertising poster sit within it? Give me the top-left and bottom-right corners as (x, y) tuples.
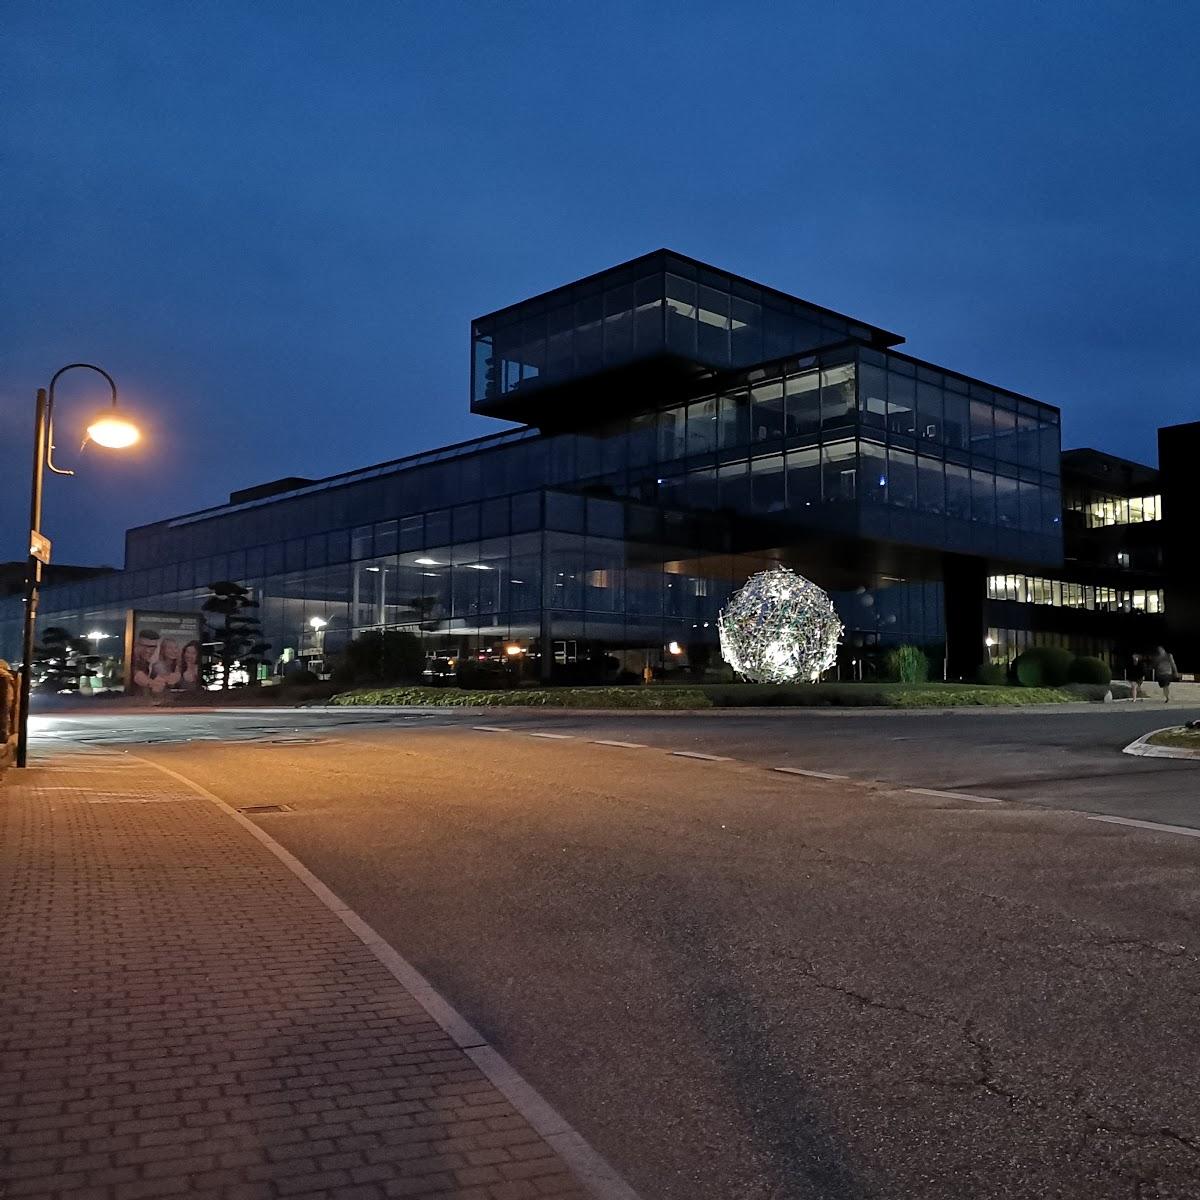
(124, 611), (204, 696)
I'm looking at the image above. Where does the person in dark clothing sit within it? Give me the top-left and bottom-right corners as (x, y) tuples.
(1128, 651), (1144, 701)
(1151, 645), (1179, 702)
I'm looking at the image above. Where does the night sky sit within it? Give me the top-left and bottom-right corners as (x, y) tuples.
(4, 2), (1198, 567)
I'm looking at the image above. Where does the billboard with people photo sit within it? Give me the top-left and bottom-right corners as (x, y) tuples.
(124, 611), (204, 696)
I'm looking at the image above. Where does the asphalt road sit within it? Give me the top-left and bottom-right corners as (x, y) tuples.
(34, 697), (1200, 826)
(58, 723), (1200, 1199)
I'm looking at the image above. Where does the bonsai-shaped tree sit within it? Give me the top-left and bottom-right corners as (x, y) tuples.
(201, 581), (270, 689)
(32, 626), (101, 693)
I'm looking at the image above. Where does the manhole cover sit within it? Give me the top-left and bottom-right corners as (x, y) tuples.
(238, 803), (294, 814)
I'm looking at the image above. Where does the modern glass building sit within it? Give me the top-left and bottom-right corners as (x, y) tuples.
(15, 248), (1173, 686)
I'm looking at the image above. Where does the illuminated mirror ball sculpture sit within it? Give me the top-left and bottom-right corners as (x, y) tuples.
(717, 566), (844, 684)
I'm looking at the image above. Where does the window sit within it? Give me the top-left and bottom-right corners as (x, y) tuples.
(995, 474), (1019, 528)
(374, 519), (397, 556)
(665, 275), (697, 354)
(750, 454), (786, 514)
(784, 369), (820, 437)
(888, 447), (916, 508)
(718, 460), (750, 511)
(718, 390), (751, 450)
(821, 363), (856, 431)
(860, 442), (887, 505)
(686, 398), (718, 456)
(993, 406), (1018, 463)
(751, 380), (785, 444)
(917, 456), (945, 514)
(351, 525), (373, 560)
(970, 399), (994, 456)
(787, 446), (820, 507)
(399, 514), (423, 550)
(942, 386), (970, 450)
(604, 284), (635, 363)
(634, 275), (664, 351)
(945, 463), (971, 520)
(916, 381), (942, 444)
(546, 492), (585, 532)
(657, 408), (686, 461)
(822, 441), (857, 503)
(1068, 492), (1161, 528)
(687, 467), (718, 509)
(858, 364), (887, 431)
(696, 285), (730, 361)
(511, 492), (541, 533)
(1018, 480), (1041, 531)
(886, 372), (916, 436)
(987, 574), (1166, 615)
(971, 470), (995, 524)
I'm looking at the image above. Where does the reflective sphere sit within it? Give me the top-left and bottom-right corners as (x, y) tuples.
(717, 566), (843, 684)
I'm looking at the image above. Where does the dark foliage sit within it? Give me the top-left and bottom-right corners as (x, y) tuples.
(201, 581), (270, 688)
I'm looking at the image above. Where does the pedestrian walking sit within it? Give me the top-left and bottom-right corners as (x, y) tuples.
(1128, 651), (1144, 701)
(1151, 645), (1179, 702)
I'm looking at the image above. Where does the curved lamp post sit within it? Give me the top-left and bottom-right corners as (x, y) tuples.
(16, 363), (140, 767)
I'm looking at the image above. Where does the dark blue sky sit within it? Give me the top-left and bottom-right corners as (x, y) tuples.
(4, 2), (1198, 566)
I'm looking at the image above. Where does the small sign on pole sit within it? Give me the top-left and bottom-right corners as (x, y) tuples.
(29, 530), (51, 565)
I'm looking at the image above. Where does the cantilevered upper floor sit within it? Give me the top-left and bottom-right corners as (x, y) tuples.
(471, 249), (903, 427)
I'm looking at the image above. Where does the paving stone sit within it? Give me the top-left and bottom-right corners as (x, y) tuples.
(0, 750), (591, 1200)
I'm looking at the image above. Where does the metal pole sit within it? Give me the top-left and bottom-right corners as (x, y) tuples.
(16, 389), (49, 768)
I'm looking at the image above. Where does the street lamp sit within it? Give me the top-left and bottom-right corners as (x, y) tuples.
(16, 364), (140, 767)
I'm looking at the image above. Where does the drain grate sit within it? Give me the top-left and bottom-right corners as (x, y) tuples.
(238, 803), (294, 814)
(261, 736), (327, 745)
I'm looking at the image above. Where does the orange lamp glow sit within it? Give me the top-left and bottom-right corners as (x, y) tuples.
(86, 409), (140, 449)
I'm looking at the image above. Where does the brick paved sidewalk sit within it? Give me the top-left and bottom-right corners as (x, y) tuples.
(0, 746), (597, 1200)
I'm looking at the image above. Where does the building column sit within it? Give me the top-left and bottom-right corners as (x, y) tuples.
(943, 553), (987, 682)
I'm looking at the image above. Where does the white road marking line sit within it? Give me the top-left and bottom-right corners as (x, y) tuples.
(670, 750), (732, 762)
(591, 739), (647, 749)
(907, 787), (1003, 804)
(528, 732), (574, 740)
(1087, 814), (1200, 839)
(473, 725), (515, 733)
(120, 748), (646, 1200)
(773, 766), (850, 781)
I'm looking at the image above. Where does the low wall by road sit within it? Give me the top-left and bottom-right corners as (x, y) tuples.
(0, 661), (17, 770)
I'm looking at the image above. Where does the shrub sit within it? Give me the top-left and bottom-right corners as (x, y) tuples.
(283, 668), (320, 686)
(976, 662), (1008, 686)
(1014, 645), (1074, 687)
(884, 644), (930, 684)
(1068, 655), (1111, 686)
(455, 659), (518, 690)
(335, 630), (425, 684)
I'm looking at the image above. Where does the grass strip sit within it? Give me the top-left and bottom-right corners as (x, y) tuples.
(331, 682), (1079, 709)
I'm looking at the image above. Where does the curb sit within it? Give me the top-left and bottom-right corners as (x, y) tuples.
(1123, 727), (1200, 761)
(118, 748), (644, 1200)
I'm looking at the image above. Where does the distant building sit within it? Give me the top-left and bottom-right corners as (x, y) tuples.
(0, 562), (115, 598)
(0, 250), (1192, 680)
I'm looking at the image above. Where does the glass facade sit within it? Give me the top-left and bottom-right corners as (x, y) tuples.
(987, 573), (1164, 614)
(0, 252), (1076, 684)
(1064, 490), (1161, 528)
(471, 250), (901, 418)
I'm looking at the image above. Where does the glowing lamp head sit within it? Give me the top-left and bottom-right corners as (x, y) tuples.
(667, 640), (683, 656)
(86, 408), (140, 449)
(309, 616), (328, 630)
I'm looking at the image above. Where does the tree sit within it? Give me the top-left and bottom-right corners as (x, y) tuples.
(32, 627), (101, 693)
(201, 581), (270, 689)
